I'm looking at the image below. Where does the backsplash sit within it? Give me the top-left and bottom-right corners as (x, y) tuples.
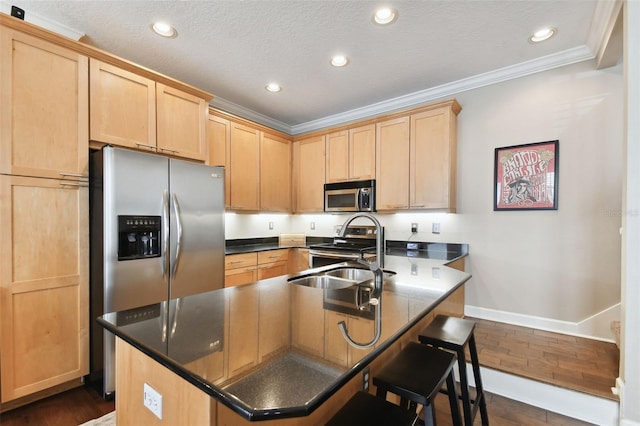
(224, 212), (462, 243)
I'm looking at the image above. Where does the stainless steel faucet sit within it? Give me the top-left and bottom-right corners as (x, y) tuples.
(338, 212), (384, 269)
(337, 213), (384, 349)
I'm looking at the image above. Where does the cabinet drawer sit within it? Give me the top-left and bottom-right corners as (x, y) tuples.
(224, 267), (257, 288)
(257, 249), (289, 264)
(225, 253), (257, 269)
(257, 261), (289, 281)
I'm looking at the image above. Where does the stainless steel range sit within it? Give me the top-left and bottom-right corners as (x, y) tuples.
(308, 225), (382, 268)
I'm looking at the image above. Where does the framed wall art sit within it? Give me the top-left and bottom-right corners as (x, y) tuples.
(494, 140), (559, 211)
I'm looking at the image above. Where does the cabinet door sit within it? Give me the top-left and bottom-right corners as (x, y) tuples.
(156, 83), (207, 161)
(89, 59), (156, 151)
(293, 135), (326, 213)
(290, 286), (324, 357)
(0, 29), (88, 180)
(260, 133), (291, 212)
(0, 175), (88, 402)
(376, 117), (410, 210)
(207, 115), (231, 208)
(229, 122), (260, 210)
(410, 108), (457, 210)
(349, 124), (376, 181)
(226, 285), (259, 378)
(326, 131), (349, 183)
(258, 281), (290, 362)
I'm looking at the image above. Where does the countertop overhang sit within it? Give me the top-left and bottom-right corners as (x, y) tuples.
(98, 252), (470, 421)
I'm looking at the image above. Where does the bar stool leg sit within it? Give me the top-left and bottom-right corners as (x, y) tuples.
(456, 346), (473, 426)
(469, 334), (489, 425)
(446, 369), (463, 426)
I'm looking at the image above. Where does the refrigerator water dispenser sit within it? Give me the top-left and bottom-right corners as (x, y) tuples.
(117, 215), (161, 260)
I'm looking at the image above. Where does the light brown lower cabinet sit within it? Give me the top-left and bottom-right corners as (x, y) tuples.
(225, 249), (293, 287)
(224, 252), (258, 287)
(0, 175), (88, 403)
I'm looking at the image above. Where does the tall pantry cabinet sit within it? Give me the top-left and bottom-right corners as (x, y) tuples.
(0, 27), (89, 403)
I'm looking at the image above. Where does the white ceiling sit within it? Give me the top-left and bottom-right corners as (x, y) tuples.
(2, 0), (619, 135)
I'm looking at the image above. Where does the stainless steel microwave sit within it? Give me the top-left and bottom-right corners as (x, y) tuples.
(324, 179), (376, 212)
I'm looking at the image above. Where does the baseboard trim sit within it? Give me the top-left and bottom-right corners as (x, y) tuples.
(470, 365), (619, 425)
(464, 304), (620, 343)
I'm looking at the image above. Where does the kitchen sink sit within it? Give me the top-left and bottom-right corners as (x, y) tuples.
(325, 267), (395, 281)
(287, 275), (358, 290)
(287, 266), (396, 290)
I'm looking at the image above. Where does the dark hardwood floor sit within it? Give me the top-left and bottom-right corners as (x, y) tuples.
(0, 385), (114, 426)
(0, 318), (618, 425)
(470, 317), (620, 400)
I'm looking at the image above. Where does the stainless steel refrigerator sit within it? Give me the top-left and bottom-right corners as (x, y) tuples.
(89, 146), (225, 398)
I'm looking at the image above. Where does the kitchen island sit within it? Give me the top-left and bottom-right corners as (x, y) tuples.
(98, 252), (470, 425)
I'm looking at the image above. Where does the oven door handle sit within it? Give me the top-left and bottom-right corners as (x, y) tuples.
(309, 250), (362, 260)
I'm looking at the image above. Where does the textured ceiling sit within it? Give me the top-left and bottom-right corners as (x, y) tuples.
(2, 0), (613, 134)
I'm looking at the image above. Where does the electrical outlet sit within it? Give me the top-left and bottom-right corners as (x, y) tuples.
(269, 221), (274, 230)
(411, 223), (418, 233)
(362, 366), (370, 391)
(432, 267), (441, 279)
(310, 221), (315, 230)
(432, 222), (441, 234)
(143, 383), (163, 420)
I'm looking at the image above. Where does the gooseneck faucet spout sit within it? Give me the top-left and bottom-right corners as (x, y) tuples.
(338, 213), (384, 269)
(337, 213), (385, 348)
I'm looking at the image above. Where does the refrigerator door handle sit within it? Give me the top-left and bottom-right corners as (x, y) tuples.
(162, 189), (170, 280)
(171, 193), (184, 279)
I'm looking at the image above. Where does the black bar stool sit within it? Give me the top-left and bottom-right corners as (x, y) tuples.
(419, 315), (489, 426)
(372, 342), (462, 426)
(326, 391), (419, 426)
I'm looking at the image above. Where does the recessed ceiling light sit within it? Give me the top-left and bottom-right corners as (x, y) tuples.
(265, 83), (282, 93)
(529, 27), (556, 43)
(151, 21), (177, 38)
(373, 7), (398, 25)
(331, 55), (349, 67)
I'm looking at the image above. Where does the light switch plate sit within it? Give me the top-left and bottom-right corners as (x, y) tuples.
(432, 222), (441, 234)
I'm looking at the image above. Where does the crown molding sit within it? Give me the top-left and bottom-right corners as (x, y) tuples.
(212, 44), (595, 136)
(209, 97), (292, 134)
(290, 45), (595, 135)
(0, 1), (85, 40)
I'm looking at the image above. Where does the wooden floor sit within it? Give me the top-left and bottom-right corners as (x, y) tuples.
(471, 317), (620, 400)
(0, 318), (619, 426)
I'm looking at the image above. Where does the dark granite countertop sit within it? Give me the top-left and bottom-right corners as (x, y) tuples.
(225, 236), (331, 255)
(98, 253), (470, 421)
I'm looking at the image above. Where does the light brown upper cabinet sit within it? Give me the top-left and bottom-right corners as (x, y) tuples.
(156, 83), (207, 161)
(207, 114), (231, 208)
(208, 112), (292, 212)
(89, 59), (156, 151)
(0, 29), (88, 180)
(410, 106), (458, 210)
(90, 61), (207, 162)
(326, 124), (375, 183)
(261, 132), (291, 212)
(376, 100), (460, 212)
(293, 135), (326, 213)
(376, 117), (410, 210)
(229, 122), (260, 210)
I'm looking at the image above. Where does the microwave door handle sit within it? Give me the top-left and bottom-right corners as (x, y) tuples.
(356, 188), (363, 209)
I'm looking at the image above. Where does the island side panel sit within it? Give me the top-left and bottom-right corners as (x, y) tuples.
(115, 339), (214, 426)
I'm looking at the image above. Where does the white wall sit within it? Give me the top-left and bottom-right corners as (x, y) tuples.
(456, 60), (623, 330)
(225, 59), (624, 340)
